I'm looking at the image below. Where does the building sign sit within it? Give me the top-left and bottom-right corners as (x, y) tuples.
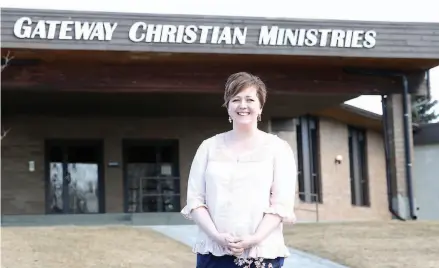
(13, 16), (377, 48)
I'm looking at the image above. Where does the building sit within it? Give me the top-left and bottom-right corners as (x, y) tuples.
(290, 104), (388, 222)
(1, 7), (438, 224)
(412, 122), (439, 220)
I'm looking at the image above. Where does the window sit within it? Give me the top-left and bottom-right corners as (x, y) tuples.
(296, 116), (322, 203)
(348, 126), (370, 207)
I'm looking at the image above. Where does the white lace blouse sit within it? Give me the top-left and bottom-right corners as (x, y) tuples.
(181, 132), (297, 259)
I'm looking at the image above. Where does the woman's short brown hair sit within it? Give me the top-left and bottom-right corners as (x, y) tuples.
(223, 72), (267, 108)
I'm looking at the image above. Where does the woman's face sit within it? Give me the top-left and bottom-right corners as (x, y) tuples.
(227, 86), (262, 126)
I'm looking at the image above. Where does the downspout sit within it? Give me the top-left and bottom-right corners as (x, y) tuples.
(342, 67), (417, 220)
(401, 76), (417, 220)
(426, 70), (432, 100)
(381, 95), (405, 221)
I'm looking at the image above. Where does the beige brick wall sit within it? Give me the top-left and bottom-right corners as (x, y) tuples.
(295, 118), (390, 221)
(387, 95), (407, 196)
(1, 115), (389, 221)
(385, 94), (415, 219)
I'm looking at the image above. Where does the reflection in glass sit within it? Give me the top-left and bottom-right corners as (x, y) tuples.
(49, 162), (99, 214)
(126, 163), (156, 213)
(142, 194), (180, 212)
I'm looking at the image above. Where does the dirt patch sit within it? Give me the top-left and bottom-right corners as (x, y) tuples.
(1, 226), (195, 268)
(284, 220), (439, 268)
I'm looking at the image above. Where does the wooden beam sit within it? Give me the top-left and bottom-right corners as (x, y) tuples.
(2, 63), (410, 94)
(1, 62), (423, 95)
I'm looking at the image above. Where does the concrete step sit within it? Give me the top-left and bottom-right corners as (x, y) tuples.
(1, 212), (195, 227)
(1, 213), (131, 227)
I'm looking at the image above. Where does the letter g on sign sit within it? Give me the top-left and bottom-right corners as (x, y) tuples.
(14, 17), (33, 39)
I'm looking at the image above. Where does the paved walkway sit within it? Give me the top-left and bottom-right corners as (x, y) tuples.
(147, 225), (350, 268)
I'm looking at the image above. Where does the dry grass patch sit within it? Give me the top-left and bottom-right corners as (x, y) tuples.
(1, 226), (195, 268)
(284, 220), (439, 268)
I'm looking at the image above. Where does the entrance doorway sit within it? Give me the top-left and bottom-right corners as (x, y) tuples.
(45, 140), (104, 214)
(122, 139), (180, 213)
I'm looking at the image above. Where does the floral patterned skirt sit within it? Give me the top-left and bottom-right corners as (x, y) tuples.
(196, 253), (285, 268)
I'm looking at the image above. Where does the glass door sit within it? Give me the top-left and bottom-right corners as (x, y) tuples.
(46, 140), (104, 214)
(123, 139), (180, 213)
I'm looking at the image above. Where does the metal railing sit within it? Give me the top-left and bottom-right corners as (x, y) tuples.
(137, 176), (181, 213)
(295, 192), (320, 222)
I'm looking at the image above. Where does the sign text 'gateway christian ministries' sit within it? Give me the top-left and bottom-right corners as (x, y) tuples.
(13, 17), (377, 48)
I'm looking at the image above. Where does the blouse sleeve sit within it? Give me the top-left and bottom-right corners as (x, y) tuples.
(180, 139), (209, 220)
(264, 139), (297, 223)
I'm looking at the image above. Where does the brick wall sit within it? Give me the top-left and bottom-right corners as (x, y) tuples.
(295, 118), (390, 221)
(1, 114), (389, 221)
(1, 115), (230, 215)
(1, 118), (46, 214)
(385, 94), (415, 219)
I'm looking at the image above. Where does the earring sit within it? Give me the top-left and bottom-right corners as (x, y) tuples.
(228, 116), (232, 123)
(257, 114), (262, 121)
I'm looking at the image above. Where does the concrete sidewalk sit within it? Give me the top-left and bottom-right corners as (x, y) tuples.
(147, 225), (350, 268)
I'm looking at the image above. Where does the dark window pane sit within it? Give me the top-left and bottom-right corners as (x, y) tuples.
(67, 145), (98, 163)
(127, 145), (156, 163)
(296, 123), (305, 201)
(49, 146), (63, 162)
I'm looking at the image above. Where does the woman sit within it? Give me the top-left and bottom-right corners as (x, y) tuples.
(181, 72), (297, 268)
